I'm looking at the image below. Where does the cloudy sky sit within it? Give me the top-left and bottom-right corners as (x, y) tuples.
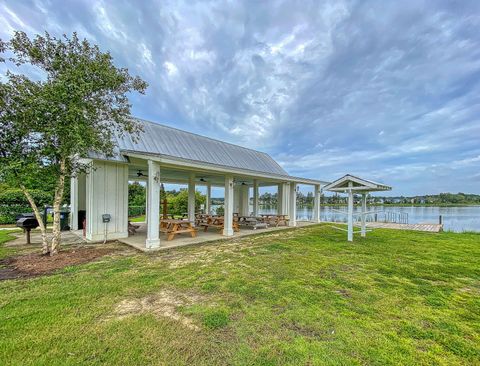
(1, 0), (480, 195)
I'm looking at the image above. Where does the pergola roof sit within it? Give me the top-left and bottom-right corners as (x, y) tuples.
(90, 117), (328, 186)
(323, 174), (392, 192)
(116, 118), (288, 176)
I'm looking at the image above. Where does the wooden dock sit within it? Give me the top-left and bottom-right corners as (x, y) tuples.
(365, 222), (443, 232)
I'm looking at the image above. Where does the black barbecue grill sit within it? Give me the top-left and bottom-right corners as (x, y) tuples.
(16, 213), (39, 244)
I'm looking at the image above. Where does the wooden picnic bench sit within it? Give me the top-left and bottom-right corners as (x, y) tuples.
(260, 214), (290, 227)
(160, 219), (197, 241)
(238, 216), (268, 230)
(200, 215), (240, 232)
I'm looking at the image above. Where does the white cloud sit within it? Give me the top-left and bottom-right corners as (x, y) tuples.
(2, 0), (480, 194)
(163, 61), (178, 76)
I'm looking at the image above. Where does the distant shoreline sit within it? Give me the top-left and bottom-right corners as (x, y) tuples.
(210, 202), (480, 208)
(319, 203), (480, 207)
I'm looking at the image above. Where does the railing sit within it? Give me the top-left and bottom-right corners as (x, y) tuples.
(322, 209), (408, 225)
(374, 211), (409, 224)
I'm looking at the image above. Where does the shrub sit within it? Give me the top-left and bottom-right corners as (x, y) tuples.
(216, 205), (225, 216)
(0, 189), (53, 224)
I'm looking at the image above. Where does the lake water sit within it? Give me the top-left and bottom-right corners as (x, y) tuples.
(211, 204), (480, 233)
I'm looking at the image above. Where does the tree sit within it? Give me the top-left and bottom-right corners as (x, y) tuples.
(0, 31), (147, 255)
(169, 189), (205, 216)
(128, 182), (146, 206)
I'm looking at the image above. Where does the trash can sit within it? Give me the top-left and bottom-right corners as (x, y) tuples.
(52, 208), (70, 231)
(60, 208), (70, 231)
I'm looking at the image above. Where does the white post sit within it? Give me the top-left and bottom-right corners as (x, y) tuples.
(146, 160), (160, 249)
(205, 183), (211, 214)
(188, 172), (195, 224)
(240, 184), (249, 216)
(277, 183), (283, 214)
(313, 184), (321, 223)
(361, 193), (367, 237)
(347, 182), (354, 242)
(144, 181), (148, 224)
(253, 179), (259, 216)
(223, 175), (234, 236)
(285, 182), (290, 216)
(70, 176), (79, 230)
(289, 182), (297, 227)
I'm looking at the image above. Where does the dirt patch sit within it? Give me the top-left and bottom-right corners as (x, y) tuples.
(0, 247), (117, 280)
(107, 289), (204, 330)
(335, 289), (351, 298)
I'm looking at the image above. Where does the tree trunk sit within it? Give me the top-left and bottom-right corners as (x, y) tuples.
(20, 185), (49, 255)
(50, 159), (66, 256)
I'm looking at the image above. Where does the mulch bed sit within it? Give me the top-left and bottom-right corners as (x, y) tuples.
(0, 247), (117, 281)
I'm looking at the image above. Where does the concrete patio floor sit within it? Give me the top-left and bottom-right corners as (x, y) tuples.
(119, 221), (317, 252)
(5, 221), (318, 252)
(6, 229), (87, 247)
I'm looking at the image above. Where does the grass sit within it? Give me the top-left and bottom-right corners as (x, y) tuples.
(129, 215), (145, 222)
(0, 225), (479, 365)
(0, 229), (19, 259)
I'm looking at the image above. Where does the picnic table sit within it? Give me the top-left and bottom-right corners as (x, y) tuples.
(195, 213), (210, 226)
(238, 216), (268, 230)
(160, 219), (197, 241)
(260, 214), (289, 227)
(199, 215), (240, 233)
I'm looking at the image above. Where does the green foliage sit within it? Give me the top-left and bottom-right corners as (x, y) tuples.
(0, 189), (52, 224)
(215, 205), (224, 216)
(127, 184), (206, 217)
(167, 189), (205, 216)
(0, 189), (52, 205)
(128, 182), (145, 206)
(322, 192), (480, 205)
(1, 31), (147, 172)
(0, 31), (147, 249)
(128, 206), (146, 218)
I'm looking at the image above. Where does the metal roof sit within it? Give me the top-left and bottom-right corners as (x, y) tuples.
(116, 118), (288, 176)
(323, 174), (391, 192)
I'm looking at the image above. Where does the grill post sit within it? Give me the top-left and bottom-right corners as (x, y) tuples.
(25, 228), (31, 244)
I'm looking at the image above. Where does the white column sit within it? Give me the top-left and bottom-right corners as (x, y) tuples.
(253, 179), (259, 216)
(278, 183), (289, 215)
(144, 182), (148, 224)
(223, 175), (234, 236)
(347, 182), (354, 242)
(313, 184), (321, 223)
(205, 183), (211, 214)
(277, 183), (283, 214)
(240, 184), (249, 216)
(233, 185), (240, 213)
(361, 193), (367, 237)
(188, 172), (195, 224)
(70, 176), (79, 230)
(146, 160), (160, 249)
(289, 182), (297, 227)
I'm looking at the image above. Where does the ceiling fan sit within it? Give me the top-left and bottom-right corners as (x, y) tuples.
(137, 170), (147, 177)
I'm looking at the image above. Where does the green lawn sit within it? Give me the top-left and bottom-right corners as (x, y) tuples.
(129, 215), (145, 222)
(0, 230), (19, 259)
(0, 225), (479, 365)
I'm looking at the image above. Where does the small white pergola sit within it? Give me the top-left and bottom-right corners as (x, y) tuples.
(323, 175), (392, 241)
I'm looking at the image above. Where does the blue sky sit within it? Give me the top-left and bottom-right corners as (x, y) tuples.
(1, 0), (480, 196)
